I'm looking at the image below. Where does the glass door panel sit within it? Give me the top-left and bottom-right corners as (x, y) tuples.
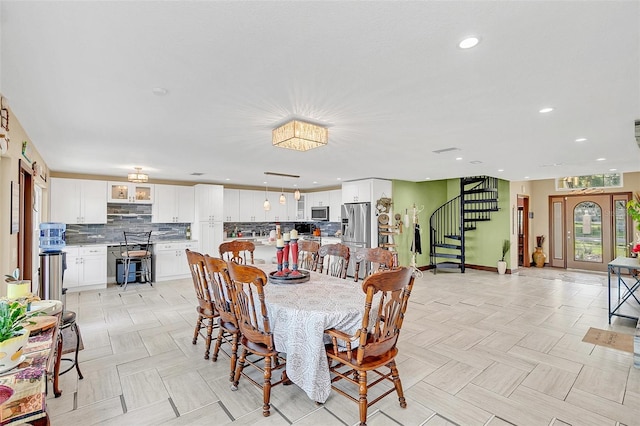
(566, 195), (612, 271)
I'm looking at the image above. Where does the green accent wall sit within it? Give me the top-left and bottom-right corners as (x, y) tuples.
(392, 178), (510, 269)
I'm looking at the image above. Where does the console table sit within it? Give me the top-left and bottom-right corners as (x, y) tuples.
(607, 256), (640, 324)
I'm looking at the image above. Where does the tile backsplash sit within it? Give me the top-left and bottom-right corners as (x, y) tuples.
(65, 203), (188, 245)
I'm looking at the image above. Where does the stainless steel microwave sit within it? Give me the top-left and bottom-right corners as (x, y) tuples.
(311, 206), (330, 221)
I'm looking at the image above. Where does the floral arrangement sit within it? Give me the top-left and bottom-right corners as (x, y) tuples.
(0, 301), (38, 343)
(627, 192), (640, 231)
(536, 235), (545, 248)
(632, 243), (640, 255)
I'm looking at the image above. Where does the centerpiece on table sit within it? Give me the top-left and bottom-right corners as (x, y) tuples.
(0, 300), (41, 373)
(270, 229), (310, 284)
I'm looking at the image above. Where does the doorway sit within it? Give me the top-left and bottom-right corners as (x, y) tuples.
(18, 160), (34, 280)
(549, 193), (631, 272)
(517, 195), (530, 267)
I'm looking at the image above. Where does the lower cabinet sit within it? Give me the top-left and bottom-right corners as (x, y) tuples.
(154, 241), (198, 282)
(196, 222), (223, 257)
(64, 246), (108, 290)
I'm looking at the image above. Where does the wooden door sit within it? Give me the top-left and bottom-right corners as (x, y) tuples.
(565, 195), (613, 271)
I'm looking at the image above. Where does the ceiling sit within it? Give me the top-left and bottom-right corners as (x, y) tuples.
(1, 1), (639, 190)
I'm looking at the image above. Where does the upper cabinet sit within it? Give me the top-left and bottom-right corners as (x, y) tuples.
(238, 190), (266, 222)
(194, 184), (224, 222)
(152, 184), (195, 223)
(223, 188), (240, 222)
(329, 190), (342, 222)
(342, 180), (372, 203)
(107, 181), (153, 204)
(51, 178), (107, 224)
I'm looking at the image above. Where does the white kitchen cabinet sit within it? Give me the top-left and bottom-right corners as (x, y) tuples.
(265, 190), (293, 222)
(107, 181), (153, 204)
(64, 245), (108, 290)
(51, 178), (107, 224)
(223, 188), (240, 222)
(329, 190), (342, 222)
(196, 222), (224, 256)
(342, 180), (372, 203)
(154, 241), (198, 281)
(194, 184), (224, 222)
(239, 190), (266, 222)
(305, 191), (331, 220)
(152, 185), (195, 223)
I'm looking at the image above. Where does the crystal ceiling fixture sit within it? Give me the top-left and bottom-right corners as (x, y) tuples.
(128, 167), (148, 183)
(272, 119), (328, 151)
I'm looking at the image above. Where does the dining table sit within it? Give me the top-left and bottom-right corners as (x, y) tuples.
(255, 265), (368, 404)
(0, 300), (63, 425)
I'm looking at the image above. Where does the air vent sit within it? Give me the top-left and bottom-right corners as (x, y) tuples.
(635, 119), (640, 148)
(190, 172), (205, 176)
(469, 160), (482, 164)
(432, 147), (460, 154)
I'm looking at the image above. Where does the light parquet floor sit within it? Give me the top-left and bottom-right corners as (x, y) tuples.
(46, 266), (640, 426)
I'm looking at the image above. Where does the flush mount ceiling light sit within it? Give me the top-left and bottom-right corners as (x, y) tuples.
(272, 120), (328, 151)
(458, 36), (480, 49)
(128, 167), (148, 183)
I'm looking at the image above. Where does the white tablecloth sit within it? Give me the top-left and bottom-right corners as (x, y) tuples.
(258, 266), (365, 403)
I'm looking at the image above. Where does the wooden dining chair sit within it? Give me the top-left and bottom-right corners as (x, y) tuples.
(324, 267), (415, 426)
(219, 240), (256, 264)
(226, 261), (288, 417)
(185, 249), (218, 360)
(353, 247), (395, 282)
(203, 254), (239, 382)
(317, 243), (350, 279)
(298, 240), (320, 271)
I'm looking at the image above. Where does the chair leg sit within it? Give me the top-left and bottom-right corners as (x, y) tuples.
(358, 370), (368, 426)
(231, 347), (248, 391)
(204, 318), (214, 360)
(262, 355), (272, 417)
(73, 323), (83, 380)
(122, 258), (130, 291)
(389, 361), (406, 408)
(193, 315), (202, 345)
(229, 333), (239, 382)
(212, 326), (224, 362)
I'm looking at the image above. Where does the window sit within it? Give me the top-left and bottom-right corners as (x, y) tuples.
(556, 173), (622, 191)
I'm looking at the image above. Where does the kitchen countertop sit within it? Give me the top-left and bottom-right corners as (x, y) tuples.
(66, 239), (197, 247)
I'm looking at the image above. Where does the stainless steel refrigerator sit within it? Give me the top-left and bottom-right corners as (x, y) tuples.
(341, 202), (371, 279)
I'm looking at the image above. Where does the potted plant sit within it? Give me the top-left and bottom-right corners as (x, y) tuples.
(627, 192), (640, 258)
(498, 239), (510, 274)
(533, 235), (546, 268)
(0, 301), (36, 372)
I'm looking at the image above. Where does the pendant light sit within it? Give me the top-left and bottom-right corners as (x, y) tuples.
(294, 188), (301, 201)
(263, 182), (271, 211)
(279, 184), (286, 204)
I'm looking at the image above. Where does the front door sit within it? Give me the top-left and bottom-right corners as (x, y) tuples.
(552, 193), (631, 272)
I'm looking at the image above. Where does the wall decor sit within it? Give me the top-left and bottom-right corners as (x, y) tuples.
(21, 141), (32, 163)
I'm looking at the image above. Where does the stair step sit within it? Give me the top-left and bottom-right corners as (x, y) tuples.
(431, 252), (462, 260)
(463, 198), (498, 204)
(464, 208), (499, 213)
(464, 218), (491, 222)
(434, 261), (462, 269)
(434, 243), (461, 250)
(444, 234), (462, 240)
(464, 187), (498, 195)
(461, 176), (486, 184)
(380, 243), (397, 248)
(379, 231), (397, 236)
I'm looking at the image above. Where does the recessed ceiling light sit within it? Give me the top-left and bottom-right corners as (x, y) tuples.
(609, 168), (617, 171)
(425, 177), (431, 180)
(596, 158), (606, 161)
(575, 138), (587, 142)
(225, 178), (230, 181)
(152, 87), (168, 96)
(524, 176), (530, 179)
(455, 157), (463, 161)
(498, 169), (504, 172)
(458, 36), (480, 49)
(337, 177), (342, 181)
(539, 107), (554, 113)
(313, 181), (318, 184)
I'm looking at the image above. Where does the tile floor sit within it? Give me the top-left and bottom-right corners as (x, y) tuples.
(46, 266), (640, 425)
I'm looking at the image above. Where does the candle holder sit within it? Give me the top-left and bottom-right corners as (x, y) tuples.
(283, 240), (291, 273)
(275, 246), (285, 276)
(290, 237), (301, 276)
